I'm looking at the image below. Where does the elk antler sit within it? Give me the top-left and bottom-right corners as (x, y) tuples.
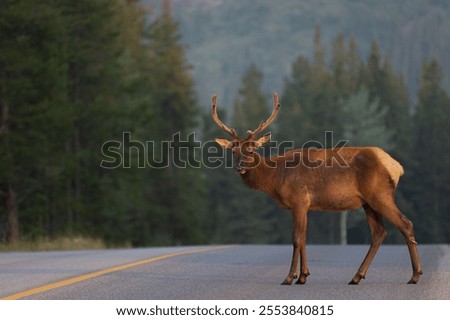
(211, 94), (238, 139)
(247, 92), (281, 137)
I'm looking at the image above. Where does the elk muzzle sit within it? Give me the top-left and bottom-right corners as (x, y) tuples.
(233, 153), (247, 175)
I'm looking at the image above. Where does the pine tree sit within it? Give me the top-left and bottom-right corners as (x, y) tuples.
(412, 59), (450, 242)
(94, 0), (153, 245)
(134, 7), (206, 245)
(53, 0), (125, 236)
(0, 0), (70, 242)
(278, 56), (312, 146)
(362, 40), (412, 162)
(281, 53), (340, 149)
(331, 34), (361, 98)
(232, 64), (270, 134)
(341, 88), (394, 149)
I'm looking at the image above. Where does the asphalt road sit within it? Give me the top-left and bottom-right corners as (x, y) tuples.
(0, 244), (448, 300)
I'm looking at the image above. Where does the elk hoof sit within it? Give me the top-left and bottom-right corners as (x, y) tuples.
(348, 274), (364, 285)
(407, 275), (421, 284)
(295, 272), (310, 285)
(407, 271), (423, 284)
(281, 273), (298, 285)
(295, 276), (307, 285)
(349, 273), (364, 285)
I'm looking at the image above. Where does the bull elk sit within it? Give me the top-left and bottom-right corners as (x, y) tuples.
(212, 92), (422, 285)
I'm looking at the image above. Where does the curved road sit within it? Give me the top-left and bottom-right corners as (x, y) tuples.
(0, 244), (448, 299)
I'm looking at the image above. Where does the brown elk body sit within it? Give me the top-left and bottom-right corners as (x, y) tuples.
(212, 93), (423, 285)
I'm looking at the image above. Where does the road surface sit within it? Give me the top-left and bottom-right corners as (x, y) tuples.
(0, 244), (448, 299)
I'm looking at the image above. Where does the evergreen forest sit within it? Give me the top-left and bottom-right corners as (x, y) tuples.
(0, 0), (449, 248)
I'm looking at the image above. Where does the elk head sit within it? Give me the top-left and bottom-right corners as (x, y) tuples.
(212, 92), (281, 174)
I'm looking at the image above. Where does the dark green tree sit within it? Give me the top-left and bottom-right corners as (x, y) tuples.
(411, 59), (450, 242)
(93, 0), (154, 245)
(232, 64), (270, 135)
(331, 34), (362, 99)
(362, 41), (413, 162)
(280, 28), (342, 148)
(131, 8), (206, 245)
(341, 88), (394, 149)
(52, 0), (125, 238)
(0, 0), (70, 242)
(277, 56), (312, 145)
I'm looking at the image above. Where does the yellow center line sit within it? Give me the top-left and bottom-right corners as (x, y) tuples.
(1, 245), (232, 300)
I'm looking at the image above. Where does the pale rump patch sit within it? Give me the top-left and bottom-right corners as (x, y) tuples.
(372, 147), (404, 186)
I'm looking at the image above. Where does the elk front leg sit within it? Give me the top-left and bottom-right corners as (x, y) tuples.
(281, 245), (299, 285)
(282, 208), (309, 285)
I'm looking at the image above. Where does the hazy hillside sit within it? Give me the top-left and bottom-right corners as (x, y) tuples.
(145, 0), (450, 110)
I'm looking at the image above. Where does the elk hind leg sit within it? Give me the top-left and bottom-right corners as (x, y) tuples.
(369, 198), (423, 284)
(349, 204), (387, 285)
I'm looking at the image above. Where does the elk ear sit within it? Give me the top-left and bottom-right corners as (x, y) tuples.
(215, 138), (233, 149)
(255, 133), (271, 148)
